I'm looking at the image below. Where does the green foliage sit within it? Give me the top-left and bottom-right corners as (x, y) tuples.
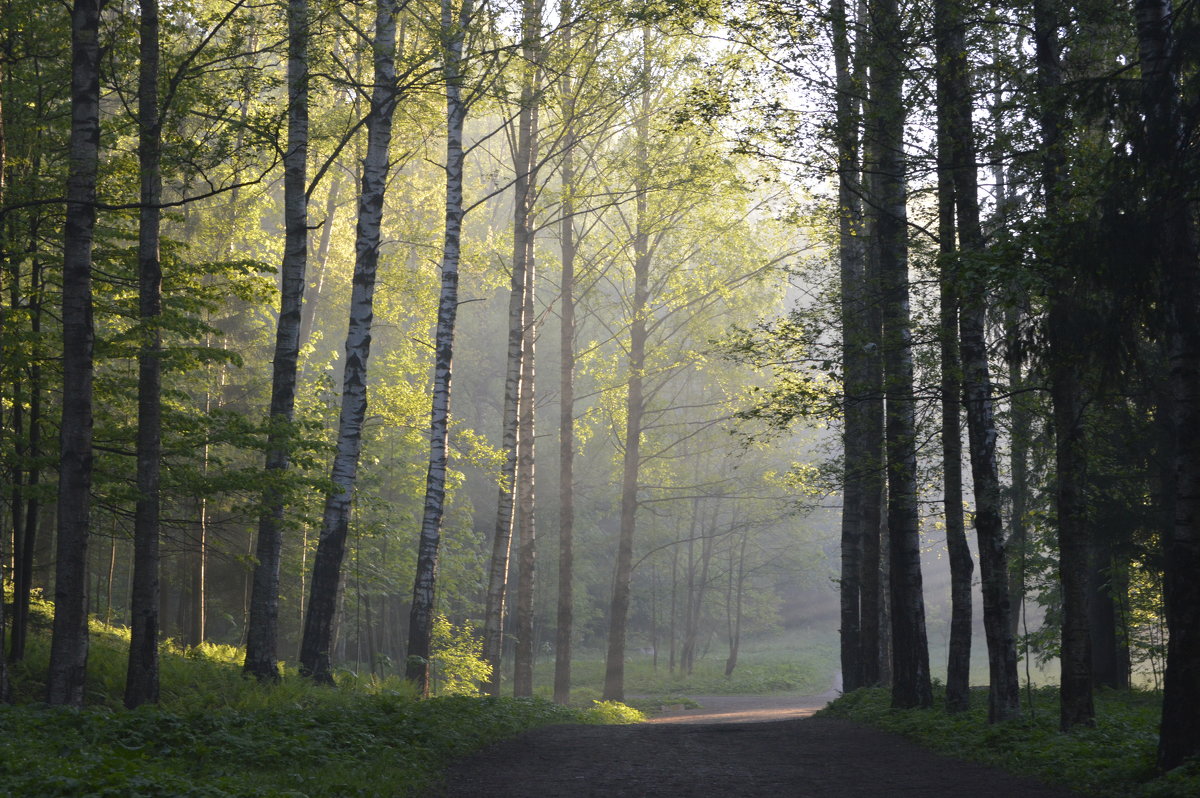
(0, 613), (628, 797)
(430, 615), (491, 697)
(580, 700), (646, 724)
(819, 687), (1198, 798)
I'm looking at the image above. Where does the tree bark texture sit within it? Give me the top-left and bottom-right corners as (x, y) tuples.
(47, 0), (101, 707)
(483, 0), (542, 695)
(1034, 0), (1095, 731)
(603, 53), (650, 702)
(126, 0), (163, 709)
(245, 0), (309, 683)
(301, 0), (397, 684)
(933, 5), (971, 712)
(866, 0), (932, 710)
(553, 0), (577, 705)
(859, 47), (886, 688)
(938, 0), (1019, 721)
(1134, 0), (1200, 769)
(831, 0), (867, 693)
(513, 197), (538, 697)
(405, 0), (474, 697)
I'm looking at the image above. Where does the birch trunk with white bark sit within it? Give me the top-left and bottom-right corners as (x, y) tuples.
(300, 0), (397, 683)
(404, 0), (475, 695)
(245, 0), (309, 682)
(483, 0), (542, 694)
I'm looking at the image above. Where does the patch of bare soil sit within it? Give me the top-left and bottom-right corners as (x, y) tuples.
(440, 695), (1079, 797)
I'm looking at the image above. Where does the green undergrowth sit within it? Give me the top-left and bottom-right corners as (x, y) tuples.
(819, 686), (1200, 798)
(1, 590), (642, 796)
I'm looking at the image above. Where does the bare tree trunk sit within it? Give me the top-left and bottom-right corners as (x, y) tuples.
(47, 0), (102, 707)
(1134, 0), (1200, 769)
(938, 0), (1019, 721)
(513, 201), (538, 697)
(126, 0), (163, 708)
(245, 0), (309, 682)
(831, 0), (867, 694)
(859, 37), (885, 686)
(867, 0), (931, 710)
(300, 0), (397, 684)
(725, 529), (747, 677)
(484, 0), (542, 695)
(602, 33), (651, 703)
(933, 0), (971, 715)
(553, 0), (577, 707)
(404, 0), (475, 695)
(1033, 0), (1094, 731)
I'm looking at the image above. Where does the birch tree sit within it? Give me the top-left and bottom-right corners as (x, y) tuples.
(406, 0), (478, 696)
(300, 0), (399, 684)
(245, 0), (310, 682)
(483, 0), (543, 695)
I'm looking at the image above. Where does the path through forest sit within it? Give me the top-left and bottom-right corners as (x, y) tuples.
(440, 693), (1079, 796)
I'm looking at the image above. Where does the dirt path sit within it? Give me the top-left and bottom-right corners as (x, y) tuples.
(440, 695), (1079, 797)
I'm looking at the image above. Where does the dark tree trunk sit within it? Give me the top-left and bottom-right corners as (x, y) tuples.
(933, 5), (971, 711)
(1034, 0), (1095, 731)
(938, 0), (1020, 721)
(553, 0), (577, 708)
(47, 0), (102, 707)
(405, 0), (475, 695)
(125, 0), (163, 709)
(1133, 0), (1200, 769)
(867, 0), (932, 710)
(301, 0), (397, 684)
(245, 0), (309, 683)
(1088, 537), (1130, 690)
(831, 0), (867, 694)
(859, 60), (886, 689)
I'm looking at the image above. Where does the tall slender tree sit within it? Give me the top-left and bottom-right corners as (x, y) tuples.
(831, 0), (868, 693)
(125, 0), (164, 708)
(603, 32), (651, 702)
(553, 0), (578, 706)
(1134, 0), (1200, 770)
(866, 0), (931, 709)
(301, 0), (398, 684)
(1033, 0), (1094, 731)
(937, 0), (1019, 721)
(406, 0), (477, 697)
(46, 0), (102, 708)
(483, 0), (543, 695)
(245, 0), (310, 682)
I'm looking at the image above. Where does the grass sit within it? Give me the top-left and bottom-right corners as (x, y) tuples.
(818, 685), (1200, 798)
(1, 590), (642, 797)
(531, 628), (837, 709)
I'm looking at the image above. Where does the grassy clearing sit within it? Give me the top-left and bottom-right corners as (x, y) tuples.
(1, 592), (641, 797)
(818, 686), (1200, 798)
(531, 629), (837, 708)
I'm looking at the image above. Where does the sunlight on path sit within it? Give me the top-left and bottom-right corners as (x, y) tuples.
(643, 690), (839, 725)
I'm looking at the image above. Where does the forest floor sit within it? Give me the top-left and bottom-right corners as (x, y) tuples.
(439, 693), (1080, 797)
